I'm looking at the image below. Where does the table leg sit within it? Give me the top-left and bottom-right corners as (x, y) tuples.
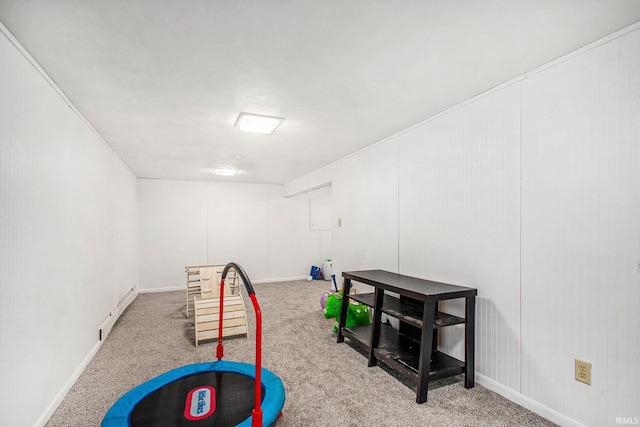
(368, 287), (384, 367)
(416, 302), (436, 403)
(336, 278), (351, 343)
(464, 296), (476, 389)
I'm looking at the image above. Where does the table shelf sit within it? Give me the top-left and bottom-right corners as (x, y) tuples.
(343, 323), (465, 382)
(349, 292), (466, 329)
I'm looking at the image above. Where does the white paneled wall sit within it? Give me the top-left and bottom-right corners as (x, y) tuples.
(139, 179), (209, 290)
(285, 25), (640, 427)
(291, 185), (333, 266)
(398, 84), (522, 390)
(521, 29), (640, 425)
(268, 186), (325, 278)
(0, 28), (139, 427)
(209, 183), (272, 278)
(334, 139), (400, 289)
(139, 179), (320, 289)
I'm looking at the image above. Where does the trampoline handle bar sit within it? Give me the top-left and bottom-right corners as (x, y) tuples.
(217, 262), (255, 357)
(217, 262), (264, 427)
(222, 262), (256, 295)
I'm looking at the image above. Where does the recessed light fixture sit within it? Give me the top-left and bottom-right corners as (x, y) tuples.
(212, 167), (238, 176)
(234, 112), (284, 134)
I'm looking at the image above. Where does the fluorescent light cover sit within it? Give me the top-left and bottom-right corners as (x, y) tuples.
(213, 167), (237, 176)
(234, 113), (284, 134)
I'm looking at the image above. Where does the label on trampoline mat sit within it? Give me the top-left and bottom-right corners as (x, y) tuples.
(184, 386), (216, 421)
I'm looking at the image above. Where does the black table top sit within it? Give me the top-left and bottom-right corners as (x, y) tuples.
(343, 269), (477, 302)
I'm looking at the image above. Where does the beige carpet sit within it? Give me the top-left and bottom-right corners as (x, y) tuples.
(45, 279), (557, 427)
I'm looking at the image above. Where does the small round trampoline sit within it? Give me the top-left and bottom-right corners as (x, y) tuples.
(102, 263), (285, 427)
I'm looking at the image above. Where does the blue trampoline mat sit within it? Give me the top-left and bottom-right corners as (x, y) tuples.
(102, 360), (285, 427)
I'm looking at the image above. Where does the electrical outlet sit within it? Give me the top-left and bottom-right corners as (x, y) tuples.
(575, 359), (591, 385)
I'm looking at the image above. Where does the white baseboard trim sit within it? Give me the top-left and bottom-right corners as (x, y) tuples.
(36, 290), (140, 426)
(139, 285), (184, 293)
(34, 340), (103, 427)
(253, 275), (308, 283)
(139, 276), (310, 293)
(99, 288), (138, 340)
(476, 373), (587, 427)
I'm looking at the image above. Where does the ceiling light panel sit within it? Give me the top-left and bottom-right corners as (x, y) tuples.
(234, 113), (284, 134)
(213, 167), (237, 176)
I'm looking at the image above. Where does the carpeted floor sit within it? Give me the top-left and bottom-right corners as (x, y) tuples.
(45, 279), (557, 427)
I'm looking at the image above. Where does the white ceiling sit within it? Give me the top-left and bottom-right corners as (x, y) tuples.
(2, 1), (640, 184)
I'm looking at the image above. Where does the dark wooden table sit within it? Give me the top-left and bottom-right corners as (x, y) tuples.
(337, 269), (477, 403)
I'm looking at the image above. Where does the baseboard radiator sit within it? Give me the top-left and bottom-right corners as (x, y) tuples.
(99, 288), (137, 341)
